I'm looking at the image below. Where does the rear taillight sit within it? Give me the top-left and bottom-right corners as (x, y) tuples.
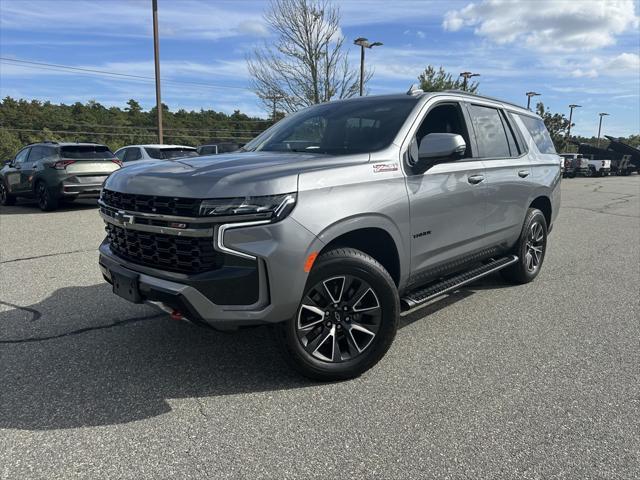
(111, 159), (123, 167)
(50, 160), (76, 170)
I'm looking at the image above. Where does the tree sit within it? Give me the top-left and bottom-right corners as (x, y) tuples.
(418, 65), (479, 93)
(536, 102), (571, 152)
(247, 0), (362, 113)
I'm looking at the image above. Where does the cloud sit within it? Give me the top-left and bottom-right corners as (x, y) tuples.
(0, 0), (269, 41)
(560, 52), (640, 78)
(443, 0), (639, 52)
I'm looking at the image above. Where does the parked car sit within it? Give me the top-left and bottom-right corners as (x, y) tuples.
(196, 143), (241, 156)
(0, 141), (121, 211)
(583, 157), (611, 176)
(560, 153), (589, 178)
(114, 144), (198, 165)
(98, 91), (560, 380)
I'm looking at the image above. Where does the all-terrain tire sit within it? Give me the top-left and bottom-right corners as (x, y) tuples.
(275, 247), (399, 381)
(501, 208), (548, 285)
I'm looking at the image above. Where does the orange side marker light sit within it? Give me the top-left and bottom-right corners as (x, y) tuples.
(304, 252), (319, 272)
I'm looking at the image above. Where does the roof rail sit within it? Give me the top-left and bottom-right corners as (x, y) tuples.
(441, 89), (529, 112)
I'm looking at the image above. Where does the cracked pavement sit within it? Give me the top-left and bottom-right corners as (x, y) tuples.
(1, 176), (639, 479)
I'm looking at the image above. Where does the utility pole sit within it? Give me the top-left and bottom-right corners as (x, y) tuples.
(597, 112), (609, 147)
(264, 92), (284, 122)
(566, 104), (581, 146)
(152, 0), (163, 144)
(459, 72), (480, 92)
(526, 91), (541, 110)
(353, 37), (383, 96)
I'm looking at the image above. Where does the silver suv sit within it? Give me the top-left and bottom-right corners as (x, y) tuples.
(98, 91), (560, 380)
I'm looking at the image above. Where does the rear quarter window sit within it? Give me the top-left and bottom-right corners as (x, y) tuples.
(517, 115), (556, 154)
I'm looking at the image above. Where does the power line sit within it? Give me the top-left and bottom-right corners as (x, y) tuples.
(23, 122), (268, 132)
(0, 57), (251, 92)
(11, 122), (266, 134)
(0, 127), (255, 140)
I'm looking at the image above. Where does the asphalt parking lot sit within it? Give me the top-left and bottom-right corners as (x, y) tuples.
(1, 176), (638, 479)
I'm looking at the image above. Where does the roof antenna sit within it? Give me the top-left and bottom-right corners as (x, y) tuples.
(406, 84), (424, 95)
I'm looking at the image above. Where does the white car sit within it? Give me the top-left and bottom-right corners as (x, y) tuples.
(114, 144), (198, 165)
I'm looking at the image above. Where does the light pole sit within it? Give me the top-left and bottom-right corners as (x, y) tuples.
(526, 91), (541, 110)
(152, 0), (163, 144)
(566, 104), (581, 146)
(597, 112), (609, 147)
(353, 37), (382, 96)
(459, 71), (480, 91)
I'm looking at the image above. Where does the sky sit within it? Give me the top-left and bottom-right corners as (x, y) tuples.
(0, 0), (638, 137)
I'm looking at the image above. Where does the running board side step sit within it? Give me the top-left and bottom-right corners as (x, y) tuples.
(400, 255), (518, 317)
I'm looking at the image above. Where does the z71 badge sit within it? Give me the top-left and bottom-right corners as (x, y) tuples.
(373, 163), (398, 173)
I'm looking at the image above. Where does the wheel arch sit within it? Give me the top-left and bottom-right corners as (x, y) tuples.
(529, 195), (552, 227)
(317, 221), (405, 288)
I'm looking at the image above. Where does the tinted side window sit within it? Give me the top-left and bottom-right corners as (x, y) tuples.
(14, 148), (30, 164)
(517, 114), (556, 154)
(27, 146), (44, 163)
(115, 149), (126, 161)
(468, 105), (511, 158)
(124, 148), (142, 162)
(500, 112), (520, 156)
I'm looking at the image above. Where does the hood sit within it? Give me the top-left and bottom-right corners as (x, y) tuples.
(104, 151), (369, 198)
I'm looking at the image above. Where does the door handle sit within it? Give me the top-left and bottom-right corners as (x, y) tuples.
(518, 170), (530, 178)
(467, 174), (485, 185)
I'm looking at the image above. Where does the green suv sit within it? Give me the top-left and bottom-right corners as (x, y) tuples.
(0, 142), (121, 211)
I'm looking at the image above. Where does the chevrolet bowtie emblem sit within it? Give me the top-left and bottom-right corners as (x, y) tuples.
(115, 210), (135, 225)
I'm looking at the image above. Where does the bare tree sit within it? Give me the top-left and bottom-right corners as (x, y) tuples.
(248, 0), (365, 114)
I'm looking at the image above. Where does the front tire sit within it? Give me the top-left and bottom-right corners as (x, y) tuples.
(0, 181), (16, 206)
(36, 181), (59, 211)
(501, 208), (548, 285)
(276, 247), (399, 381)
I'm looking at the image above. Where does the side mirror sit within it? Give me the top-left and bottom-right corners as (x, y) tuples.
(419, 133), (466, 160)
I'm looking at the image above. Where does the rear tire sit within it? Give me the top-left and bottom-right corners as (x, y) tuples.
(275, 247), (399, 381)
(36, 181), (59, 211)
(0, 181), (16, 206)
(501, 208), (547, 285)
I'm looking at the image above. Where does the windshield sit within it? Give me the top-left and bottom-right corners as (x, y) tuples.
(60, 145), (114, 159)
(145, 147), (198, 160)
(243, 97), (419, 155)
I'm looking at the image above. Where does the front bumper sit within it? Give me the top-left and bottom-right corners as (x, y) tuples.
(98, 215), (322, 328)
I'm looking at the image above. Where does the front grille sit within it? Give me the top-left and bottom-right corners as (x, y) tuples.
(102, 189), (200, 216)
(105, 223), (222, 273)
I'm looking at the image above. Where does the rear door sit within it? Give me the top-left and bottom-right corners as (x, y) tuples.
(467, 103), (534, 247)
(404, 100), (487, 283)
(20, 145), (45, 191)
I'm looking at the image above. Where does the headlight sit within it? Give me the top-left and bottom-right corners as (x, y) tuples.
(199, 193), (297, 221)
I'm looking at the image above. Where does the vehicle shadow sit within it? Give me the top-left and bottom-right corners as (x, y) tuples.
(0, 198), (98, 215)
(0, 274), (506, 431)
(0, 283), (311, 430)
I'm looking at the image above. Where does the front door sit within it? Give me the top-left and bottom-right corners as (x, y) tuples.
(7, 147), (31, 194)
(404, 101), (487, 284)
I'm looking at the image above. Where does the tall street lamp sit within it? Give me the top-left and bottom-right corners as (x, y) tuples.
(597, 112), (609, 147)
(526, 91), (541, 110)
(459, 72), (480, 92)
(354, 37), (383, 96)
